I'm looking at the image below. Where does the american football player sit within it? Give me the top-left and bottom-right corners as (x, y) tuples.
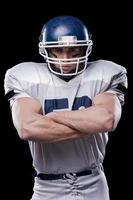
(4, 15), (127, 200)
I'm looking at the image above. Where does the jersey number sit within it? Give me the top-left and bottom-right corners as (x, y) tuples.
(45, 96), (92, 114)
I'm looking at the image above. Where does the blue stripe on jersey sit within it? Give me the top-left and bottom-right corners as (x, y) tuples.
(45, 98), (68, 114)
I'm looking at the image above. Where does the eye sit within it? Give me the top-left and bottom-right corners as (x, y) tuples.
(51, 53), (58, 58)
(51, 48), (64, 57)
(71, 50), (81, 58)
(70, 47), (81, 57)
(49, 48), (62, 57)
(49, 51), (57, 58)
(72, 53), (81, 58)
(53, 48), (63, 53)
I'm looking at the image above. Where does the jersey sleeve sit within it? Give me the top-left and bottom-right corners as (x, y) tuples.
(4, 66), (32, 107)
(101, 61), (128, 105)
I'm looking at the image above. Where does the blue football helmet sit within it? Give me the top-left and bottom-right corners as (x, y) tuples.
(39, 15), (93, 76)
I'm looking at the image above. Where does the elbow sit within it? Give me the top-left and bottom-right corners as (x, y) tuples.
(103, 112), (115, 132)
(105, 114), (121, 132)
(104, 108), (122, 132)
(18, 124), (32, 141)
(105, 118), (115, 132)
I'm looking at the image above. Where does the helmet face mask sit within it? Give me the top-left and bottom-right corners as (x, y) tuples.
(39, 16), (93, 76)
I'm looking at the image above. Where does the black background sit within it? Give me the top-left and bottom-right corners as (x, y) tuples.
(0, 1), (130, 200)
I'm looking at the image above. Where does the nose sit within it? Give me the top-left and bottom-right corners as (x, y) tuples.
(60, 53), (71, 59)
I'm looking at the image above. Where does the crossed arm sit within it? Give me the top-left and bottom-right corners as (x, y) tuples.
(11, 92), (121, 143)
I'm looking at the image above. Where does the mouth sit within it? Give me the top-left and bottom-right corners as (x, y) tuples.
(62, 67), (74, 73)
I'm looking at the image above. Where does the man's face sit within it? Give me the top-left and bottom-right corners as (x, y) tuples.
(49, 47), (82, 74)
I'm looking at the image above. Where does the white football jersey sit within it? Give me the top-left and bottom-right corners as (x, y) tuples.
(4, 60), (127, 174)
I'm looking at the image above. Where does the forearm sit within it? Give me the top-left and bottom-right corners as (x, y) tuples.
(12, 93), (119, 142)
(47, 105), (114, 136)
(16, 113), (81, 143)
(12, 97), (81, 143)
